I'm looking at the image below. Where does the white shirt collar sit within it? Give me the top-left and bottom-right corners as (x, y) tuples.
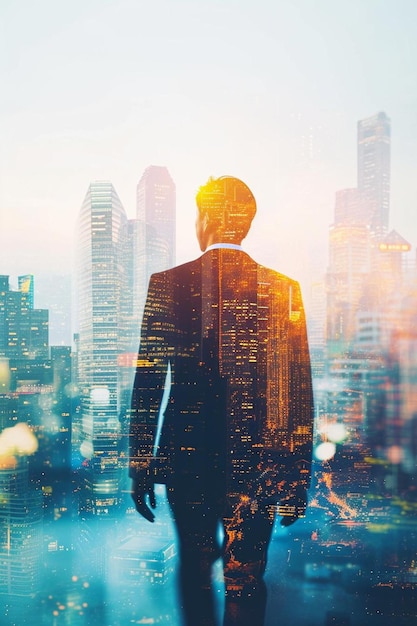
(205, 243), (243, 252)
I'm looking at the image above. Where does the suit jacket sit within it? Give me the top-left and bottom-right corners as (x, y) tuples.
(129, 248), (314, 502)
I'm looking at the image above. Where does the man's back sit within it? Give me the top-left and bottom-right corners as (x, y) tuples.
(130, 247), (313, 496)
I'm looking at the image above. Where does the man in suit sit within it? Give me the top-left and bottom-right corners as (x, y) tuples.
(130, 176), (314, 626)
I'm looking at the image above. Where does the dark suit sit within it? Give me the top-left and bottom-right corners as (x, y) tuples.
(130, 248), (314, 625)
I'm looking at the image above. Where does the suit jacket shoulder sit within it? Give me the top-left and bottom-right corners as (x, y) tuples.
(151, 256), (202, 281)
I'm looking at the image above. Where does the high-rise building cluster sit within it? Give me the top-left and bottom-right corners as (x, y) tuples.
(0, 165), (177, 618)
(0, 274), (72, 608)
(74, 167), (176, 516)
(305, 117), (417, 612)
(326, 111), (412, 353)
(318, 111), (416, 491)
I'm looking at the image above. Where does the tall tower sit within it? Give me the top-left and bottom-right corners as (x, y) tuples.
(0, 275), (48, 360)
(326, 222), (371, 351)
(327, 113), (391, 352)
(75, 181), (128, 516)
(0, 459), (43, 599)
(132, 166), (176, 343)
(136, 165), (176, 275)
(357, 111), (391, 235)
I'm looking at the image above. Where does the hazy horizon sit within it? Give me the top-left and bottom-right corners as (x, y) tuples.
(1, 0), (417, 290)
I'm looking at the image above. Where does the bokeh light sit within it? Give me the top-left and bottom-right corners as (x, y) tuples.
(80, 439), (94, 459)
(325, 423), (347, 444)
(64, 382), (80, 398)
(314, 442), (336, 461)
(386, 445), (403, 465)
(90, 387), (110, 405)
(0, 422), (38, 458)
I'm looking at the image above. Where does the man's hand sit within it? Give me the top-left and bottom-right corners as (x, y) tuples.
(131, 477), (156, 522)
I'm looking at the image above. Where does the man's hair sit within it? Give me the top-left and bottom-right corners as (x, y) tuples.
(196, 176), (257, 242)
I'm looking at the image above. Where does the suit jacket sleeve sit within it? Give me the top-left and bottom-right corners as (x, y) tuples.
(283, 279), (314, 512)
(129, 273), (172, 479)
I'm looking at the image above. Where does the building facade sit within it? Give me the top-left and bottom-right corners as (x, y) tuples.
(75, 181), (128, 516)
(326, 112), (392, 352)
(136, 165), (176, 274)
(0, 460), (43, 598)
(357, 111), (391, 235)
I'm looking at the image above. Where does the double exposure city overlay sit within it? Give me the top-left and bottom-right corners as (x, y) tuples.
(1, 112), (417, 625)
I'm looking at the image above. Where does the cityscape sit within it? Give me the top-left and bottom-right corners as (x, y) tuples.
(1, 110), (417, 626)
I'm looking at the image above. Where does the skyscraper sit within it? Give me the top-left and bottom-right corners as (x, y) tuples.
(131, 166), (176, 347)
(326, 222), (371, 349)
(326, 112), (392, 351)
(0, 275), (48, 361)
(333, 188), (364, 226)
(0, 459), (43, 598)
(0, 279), (51, 613)
(121, 218), (143, 353)
(75, 181), (128, 515)
(136, 164), (176, 277)
(357, 111), (391, 235)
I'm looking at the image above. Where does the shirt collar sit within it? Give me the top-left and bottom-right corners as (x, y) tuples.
(205, 243), (243, 252)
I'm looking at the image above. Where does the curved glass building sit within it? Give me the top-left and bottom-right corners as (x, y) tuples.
(75, 181), (128, 516)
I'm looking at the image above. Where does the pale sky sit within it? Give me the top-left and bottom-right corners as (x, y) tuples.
(1, 0), (416, 292)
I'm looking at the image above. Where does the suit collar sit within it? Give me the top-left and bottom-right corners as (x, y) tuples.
(204, 243), (243, 252)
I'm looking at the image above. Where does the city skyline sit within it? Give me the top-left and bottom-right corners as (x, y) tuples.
(1, 1), (417, 288)
(1, 104), (413, 365)
(0, 114), (416, 623)
(1, 2), (417, 623)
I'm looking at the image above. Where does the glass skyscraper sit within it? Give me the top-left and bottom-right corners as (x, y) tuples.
(357, 111), (391, 235)
(0, 275), (48, 361)
(0, 460), (43, 601)
(74, 171), (176, 515)
(75, 181), (128, 516)
(136, 165), (176, 276)
(327, 112), (392, 350)
(128, 165), (176, 349)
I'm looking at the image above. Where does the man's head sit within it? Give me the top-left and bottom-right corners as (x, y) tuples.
(195, 176), (257, 251)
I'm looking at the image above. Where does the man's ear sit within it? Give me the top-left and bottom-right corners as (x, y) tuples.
(202, 212), (209, 232)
